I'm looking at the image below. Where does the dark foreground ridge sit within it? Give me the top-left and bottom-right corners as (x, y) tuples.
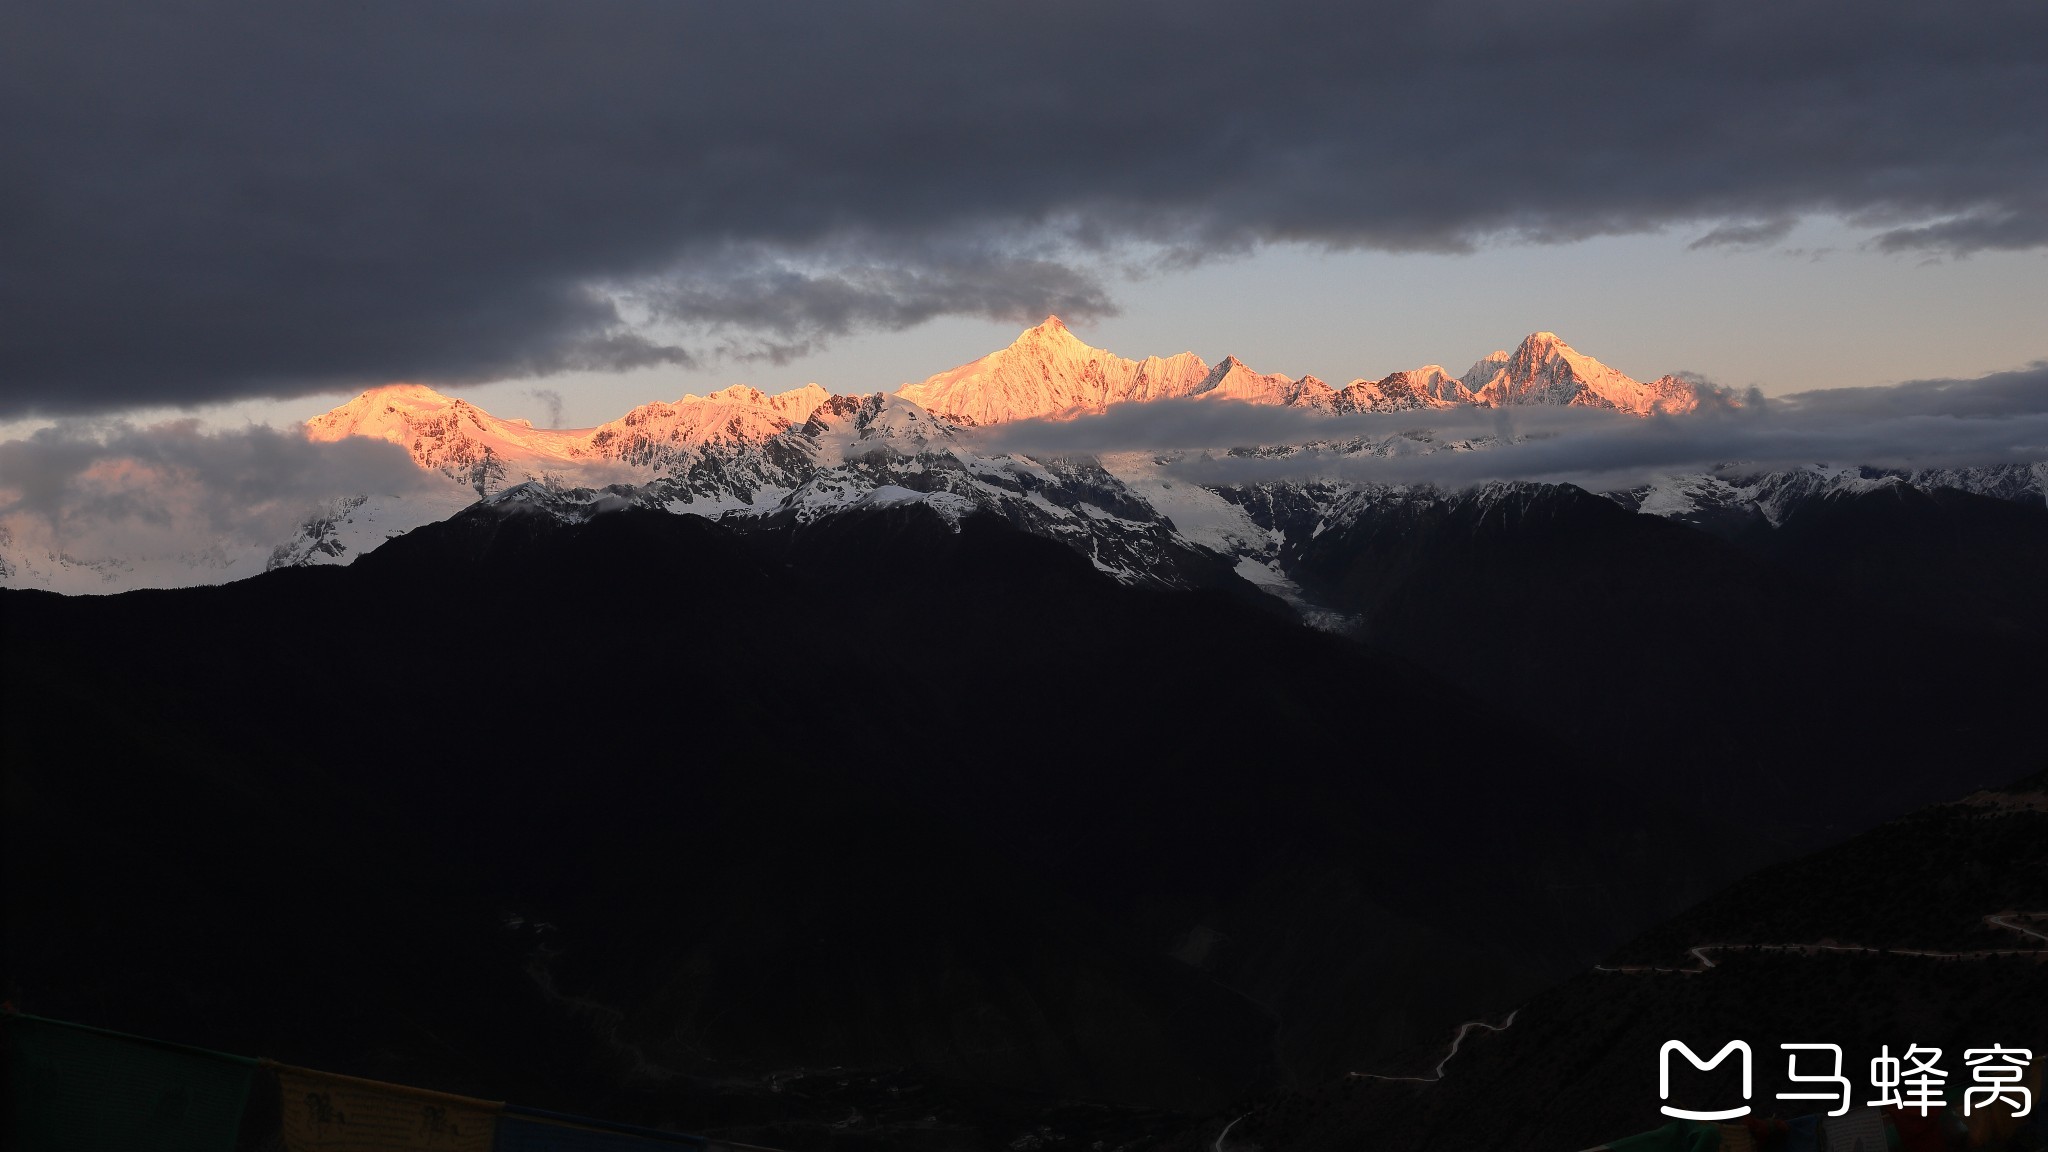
(2, 1011), (762, 1152)
(5, 497), (2046, 1150)
(1235, 771), (2048, 1152)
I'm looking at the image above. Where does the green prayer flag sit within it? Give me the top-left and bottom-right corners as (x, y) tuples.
(1602, 1118), (1723, 1151)
(1, 1013), (256, 1152)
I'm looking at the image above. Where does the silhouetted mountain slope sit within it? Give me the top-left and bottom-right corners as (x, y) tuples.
(1231, 771), (2048, 1152)
(1614, 770), (2048, 962)
(1276, 482), (2048, 835)
(1735, 483), (2048, 643)
(3, 504), (1734, 1150)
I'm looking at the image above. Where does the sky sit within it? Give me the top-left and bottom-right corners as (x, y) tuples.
(4, 0), (2047, 573)
(341, 218), (2048, 433)
(5, 1), (2046, 436)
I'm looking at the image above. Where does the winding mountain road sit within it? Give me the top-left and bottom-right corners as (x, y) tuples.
(1348, 1010), (1521, 1084)
(1213, 1112), (1249, 1152)
(1593, 911), (2048, 975)
(1341, 912), (2047, 1086)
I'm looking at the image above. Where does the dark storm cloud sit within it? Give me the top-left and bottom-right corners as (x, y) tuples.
(629, 239), (1119, 366)
(1871, 213), (2048, 256)
(977, 365), (2048, 491)
(1773, 362), (2048, 421)
(7, 0), (2046, 415)
(1688, 219), (1797, 251)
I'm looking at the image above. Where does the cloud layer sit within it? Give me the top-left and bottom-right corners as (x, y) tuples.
(0, 420), (431, 564)
(3, 363), (2041, 581)
(6, 1), (2046, 415)
(976, 364), (2048, 491)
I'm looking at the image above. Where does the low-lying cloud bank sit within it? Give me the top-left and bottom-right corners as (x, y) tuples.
(0, 421), (431, 564)
(973, 363), (2048, 491)
(4, 361), (2044, 576)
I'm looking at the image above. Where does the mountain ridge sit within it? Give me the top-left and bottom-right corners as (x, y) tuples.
(893, 318), (1731, 424)
(3, 320), (2037, 595)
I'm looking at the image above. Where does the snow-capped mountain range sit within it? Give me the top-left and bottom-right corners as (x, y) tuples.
(898, 317), (1729, 421)
(4, 319), (2041, 598)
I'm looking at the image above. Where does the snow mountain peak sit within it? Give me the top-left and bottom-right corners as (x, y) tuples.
(1189, 355), (1303, 407)
(305, 381), (588, 475)
(1000, 314), (1093, 356)
(898, 318), (1211, 425)
(365, 382), (459, 404)
(894, 320), (1744, 424)
(7, 319), (2033, 597)
(1461, 351), (1511, 384)
(1459, 331), (1719, 415)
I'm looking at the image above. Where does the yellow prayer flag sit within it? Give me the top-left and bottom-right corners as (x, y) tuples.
(276, 1065), (499, 1152)
(1716, 1122), (1759, 1152)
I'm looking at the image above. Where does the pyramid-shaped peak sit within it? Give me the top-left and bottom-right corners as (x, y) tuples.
(1016, 315), (1080, 342)
(995, 315), (1109, 365)
(899, 319), (1212, 424)
(1461, 350), (1512, 390)
(1509, 332), (1624, 375)
(1195, 356), (1257, 386)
